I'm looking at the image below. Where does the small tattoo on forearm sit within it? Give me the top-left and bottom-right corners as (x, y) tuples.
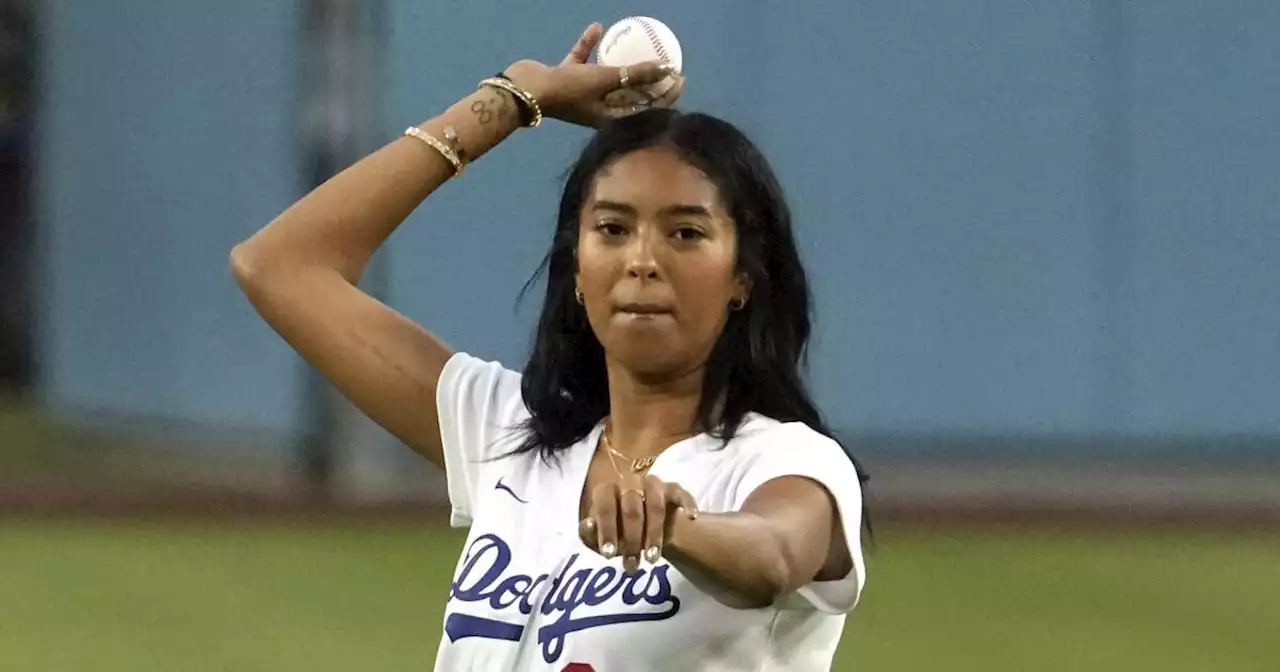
(471, 99), (494, 125)
(470, 92), (516, 126)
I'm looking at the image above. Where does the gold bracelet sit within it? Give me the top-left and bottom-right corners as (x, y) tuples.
(479, 77), (543, 128)
(441, 125), (467, 166)
(403, 126), (464, 176)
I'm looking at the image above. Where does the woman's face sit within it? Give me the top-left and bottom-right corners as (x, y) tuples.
(576, 147), (749, 378)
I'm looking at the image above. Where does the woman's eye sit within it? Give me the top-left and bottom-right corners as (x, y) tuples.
(596, 222), (627, 236)
(673, 227), (705, 241)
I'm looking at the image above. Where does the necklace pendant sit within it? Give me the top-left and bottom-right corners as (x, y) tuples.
(631, 456), (655, 472)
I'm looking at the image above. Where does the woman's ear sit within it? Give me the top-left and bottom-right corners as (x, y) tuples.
(734, 272), (753, 305)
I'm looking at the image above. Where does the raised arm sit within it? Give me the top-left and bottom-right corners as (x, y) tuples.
(229, 24), (681, 467)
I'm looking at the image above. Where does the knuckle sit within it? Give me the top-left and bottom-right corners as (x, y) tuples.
(594, 500), (615, 517)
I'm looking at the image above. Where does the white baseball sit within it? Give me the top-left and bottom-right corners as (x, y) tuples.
(596, 16), (683, 99)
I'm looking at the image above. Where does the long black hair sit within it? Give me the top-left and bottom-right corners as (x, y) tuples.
(513, 109), (870, 497)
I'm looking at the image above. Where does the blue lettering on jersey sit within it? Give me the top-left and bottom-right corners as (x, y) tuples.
(445, 533), (681, 663)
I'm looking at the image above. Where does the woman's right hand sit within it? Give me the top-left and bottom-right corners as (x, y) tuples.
(504, 23), (686, 128)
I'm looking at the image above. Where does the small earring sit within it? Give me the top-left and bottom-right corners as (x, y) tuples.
(575, 288), (585, 305)
(729, 297), (746, 311)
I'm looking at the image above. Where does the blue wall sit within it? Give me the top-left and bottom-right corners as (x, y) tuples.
(38, 1), (303, 432)
(1123, 1), (1280, 434)
(38, 2), (1280, 442)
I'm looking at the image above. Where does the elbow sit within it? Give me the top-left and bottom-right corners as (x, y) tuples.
(228, 240), (261, 289)
(230, 232), (357, 289)
(724, 549), (790, 611)
(729, 576), (784, 611)
(229, 238), (287, 295)
(744, 531), (805, 609)
(756, 556), (792, 608)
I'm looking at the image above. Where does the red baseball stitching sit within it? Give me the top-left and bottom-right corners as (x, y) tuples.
(631, 17), (672, 65)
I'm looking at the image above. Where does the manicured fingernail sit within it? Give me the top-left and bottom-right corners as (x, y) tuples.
(600, 542), (616, 558)
(644, 546), (661, 563)
(581, 518), (595, 530)
(658, 63), (675, 74)
(690, 508), (699, 520)
(625, 556), (640, 573)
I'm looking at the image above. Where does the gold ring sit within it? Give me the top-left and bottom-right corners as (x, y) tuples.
(619, 65), (630, 88)
(623, 488), (645, 502)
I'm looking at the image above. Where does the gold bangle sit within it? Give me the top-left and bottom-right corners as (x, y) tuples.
(403, 126), (464, 176)
(479, 77), (543, 128)
(441, 125), (467, 165)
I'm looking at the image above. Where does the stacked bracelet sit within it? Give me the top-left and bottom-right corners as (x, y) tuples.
(400, 72), (541, 177)
(479, 73), (542, 128)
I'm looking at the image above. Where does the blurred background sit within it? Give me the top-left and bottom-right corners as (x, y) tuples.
(2, 1), (1278, 670)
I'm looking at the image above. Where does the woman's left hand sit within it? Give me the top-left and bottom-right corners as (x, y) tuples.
(579, 475), (699, 573)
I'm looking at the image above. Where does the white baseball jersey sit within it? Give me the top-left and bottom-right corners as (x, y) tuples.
(432, 352), (867, 671)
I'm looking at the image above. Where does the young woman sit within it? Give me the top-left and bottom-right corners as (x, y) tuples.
(232, 23), (868, 671)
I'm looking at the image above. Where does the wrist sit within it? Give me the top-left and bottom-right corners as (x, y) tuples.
(502, 60), (554, 116)
(482, 73), (540, 128)
(414, 87), (519, 167)
(664, 509), (698, 558)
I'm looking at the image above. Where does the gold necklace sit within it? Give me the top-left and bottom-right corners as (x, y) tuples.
(602, 443), (633, 484)
(602, 428), (656, 474)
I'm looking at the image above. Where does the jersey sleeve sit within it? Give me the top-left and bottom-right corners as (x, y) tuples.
(729, 423), (867, 614)
(435, 352), (527, 528)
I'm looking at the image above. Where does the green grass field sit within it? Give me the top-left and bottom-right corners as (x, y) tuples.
(1, 520), (1276, 671)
